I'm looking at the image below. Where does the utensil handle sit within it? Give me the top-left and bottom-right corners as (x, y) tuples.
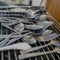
(2, 24), (20, 35)
(21, 43), (52, 54)
(19, 50), (57, 60)
(0, 33), (14, 46)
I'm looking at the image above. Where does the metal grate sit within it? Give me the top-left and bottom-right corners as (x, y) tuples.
(0, 18), (60, 60)
(0, 6), (60, 60)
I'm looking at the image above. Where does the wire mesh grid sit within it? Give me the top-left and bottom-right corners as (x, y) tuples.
(0, 5), (60, 60)
(0, 18), (60, 60)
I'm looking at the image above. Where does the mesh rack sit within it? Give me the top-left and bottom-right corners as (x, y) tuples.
(0, 6), (60, 60)
(0, 17), (60, 60)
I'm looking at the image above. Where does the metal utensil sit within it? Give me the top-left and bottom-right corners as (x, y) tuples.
(0, 34), (23, 40)
(18, 47), (60, 59)
(20, 39), (60, 54)
(25, 21), (54, 30)
(5, 37), (21, 46)
(42, 30), (53, 35)
(37, 33), (59, 42)
(0, 43), (31, 51)
(38, 21), (54, 30)
(39, 15), (48, 21)
(14, 23), (24, 33)
(0, 33), (14, 46)
(25, 24), (44, 30)
(0, 17), (19, 23)
(0, 31), (32, 45)
(6, 32), (33, 45)
(1, 24), (21, 35)
(51, 40), (60, 47)
(11, 8), (26, 12)
(22, 35), (36, 44)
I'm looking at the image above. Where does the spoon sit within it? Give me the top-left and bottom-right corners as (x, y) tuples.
(5, 37), (21, 46)
(0, 17), (19, 23)
(51, 40), (60, 47)
(5, 32), (32, 45)
(2, 22), (19, 26)
(22, 35), (37, 44)
(38, 21), (54, 30)
(39, 15), (48, 21)
(25, 24), (44, 30)
(0, 30), (30, 39)
(25, 21), (54, 30)
(42, 30), (53, 35)
(37, 33), (59, 42)
(18, 47), (60, 59)
(0, 43), (31, 51)
(14, 23), (24, 33)
(20, 39), (60, 54)
(0, 31), (32, 46)
(0, 34), (22, 40)
(1, 23), (23, 35)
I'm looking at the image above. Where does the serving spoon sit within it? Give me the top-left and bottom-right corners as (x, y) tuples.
(18, 47), (60, 59)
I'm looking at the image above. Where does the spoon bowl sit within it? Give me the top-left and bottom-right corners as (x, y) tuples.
(42, 30), (53, 35)
(37, 33), (59, 42)
(55, 47), (60, 54)
(22, 35), (36, 44)
(39, 15), (48, 21)
(51, 40), (60, 47)
(25, 21), (54, 30)
(14, 23), (24, 33)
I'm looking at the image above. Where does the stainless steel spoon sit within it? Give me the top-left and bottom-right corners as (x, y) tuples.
(1, 23), (23, 35)
(37, 33), (59, 42)
(0, 32), (32, 46)
(22, 35), (36, 44)
(42, 30), (53, 35)
(25, 21), (54, 30)
(14, 23), (24, 33)
(39, 15), (48, 21)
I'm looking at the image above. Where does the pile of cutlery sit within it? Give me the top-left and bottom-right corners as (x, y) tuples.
(0, 6), (60, 60)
